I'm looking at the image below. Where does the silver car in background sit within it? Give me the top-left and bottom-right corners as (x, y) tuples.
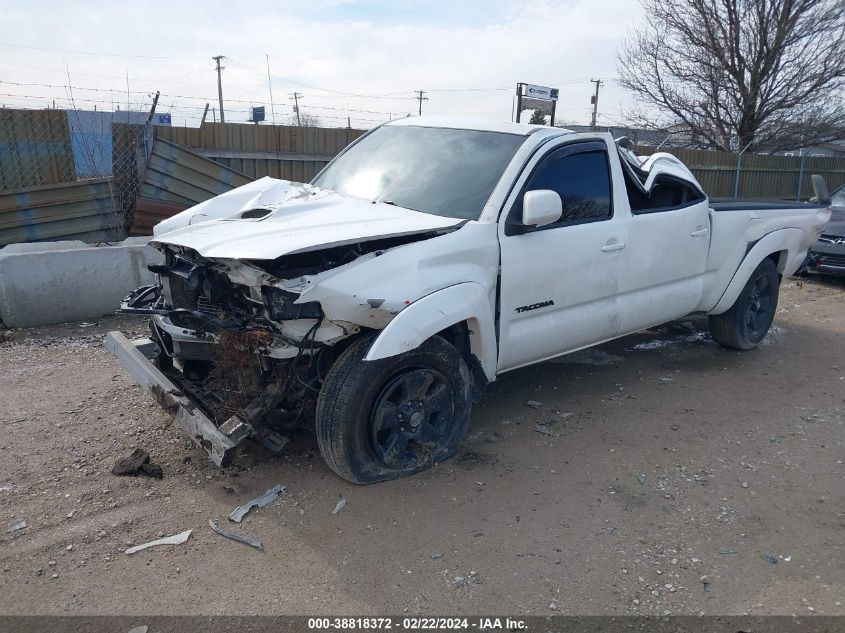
(808, 184), (845, 276)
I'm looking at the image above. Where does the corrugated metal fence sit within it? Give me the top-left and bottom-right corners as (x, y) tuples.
(157, 123), (366, 182)
(634, 145), (845, 199)
(0, 109), (76, 190)
(0, 178), (121, 246)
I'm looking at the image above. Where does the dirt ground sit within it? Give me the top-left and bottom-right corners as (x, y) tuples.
(0, 276), (842, 617)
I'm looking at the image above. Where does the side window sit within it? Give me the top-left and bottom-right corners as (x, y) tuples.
(626, 171), (705, 214)
(831, 186), (845, 208)
(510, 147), (612, 229)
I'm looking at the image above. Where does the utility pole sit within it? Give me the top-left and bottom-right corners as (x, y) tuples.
(212, 55), (226, 123)
(290, 92), (303, 126)
(266, 54), (276, 124)
(415, 90), (428, 116)
(589, 78), (603, 130)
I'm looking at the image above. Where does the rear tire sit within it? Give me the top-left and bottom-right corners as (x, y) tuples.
(709, 258), (780, 350)
(316, 334), (472, 484)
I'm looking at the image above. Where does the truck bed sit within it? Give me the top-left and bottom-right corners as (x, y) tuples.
(710, 199), (827, 212)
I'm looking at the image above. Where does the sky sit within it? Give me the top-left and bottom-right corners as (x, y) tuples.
(0, 0), (646, 129)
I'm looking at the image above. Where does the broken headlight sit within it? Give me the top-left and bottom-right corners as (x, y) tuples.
(262, 287), (322, 321)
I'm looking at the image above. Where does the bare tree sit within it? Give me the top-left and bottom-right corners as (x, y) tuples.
(296, 112), (322, 128)
(617, 0), (845, 152)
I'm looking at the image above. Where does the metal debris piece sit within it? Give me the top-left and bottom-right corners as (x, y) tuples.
(125, 530), (191, 555)
(526, 400), (543, 409)
(431, 552), (443, 560)
(6, 519), (26, 533)
(332, 496), (348, 515)
(208, 519), (264, 551)
(228, 484), (285, 523)
(637, 473), (647, 485)
(533, 424), (560, 438)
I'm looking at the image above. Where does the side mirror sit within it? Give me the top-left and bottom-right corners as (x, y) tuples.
(522, 190), (562, 227)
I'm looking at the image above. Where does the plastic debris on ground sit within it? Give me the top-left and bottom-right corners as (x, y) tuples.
(332, 495), (348, 515)
(228, 484), (285, 523)
(209, 519), (264, 551)
(525, 400), (543, 409)
(125, 530), (192, 555)
(5, 519), (26, 533)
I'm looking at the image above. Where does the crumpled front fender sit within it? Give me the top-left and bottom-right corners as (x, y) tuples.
(363, 282), (497, 381)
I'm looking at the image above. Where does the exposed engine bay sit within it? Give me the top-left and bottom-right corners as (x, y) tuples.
(120, 229), (456, 446)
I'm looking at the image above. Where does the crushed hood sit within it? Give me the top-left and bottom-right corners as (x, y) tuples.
(151, 178), (464, 260)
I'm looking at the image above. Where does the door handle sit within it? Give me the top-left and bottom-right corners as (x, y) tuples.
(690, 228), (709, 237)
(749, 215), (763, 222)
(601, 241), (626, 252)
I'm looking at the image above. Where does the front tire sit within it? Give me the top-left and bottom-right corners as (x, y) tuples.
(316, 334), (472, 483)
(709, 258), (780, 350)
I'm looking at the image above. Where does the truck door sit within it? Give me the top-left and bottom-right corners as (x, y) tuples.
(497, 140), (629, 372)
(616, 175), (710, 335)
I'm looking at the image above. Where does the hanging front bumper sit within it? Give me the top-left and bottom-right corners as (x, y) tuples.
(104, 331), (241, 466)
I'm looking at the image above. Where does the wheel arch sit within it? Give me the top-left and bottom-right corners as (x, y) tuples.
(710, 229), (802, 315)
(362, 282), (498, 382)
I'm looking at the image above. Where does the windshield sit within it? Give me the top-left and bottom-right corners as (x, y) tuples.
(312, 125), (525, 220)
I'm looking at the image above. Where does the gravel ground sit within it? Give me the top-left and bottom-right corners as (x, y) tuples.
(0, 276), (842, 616)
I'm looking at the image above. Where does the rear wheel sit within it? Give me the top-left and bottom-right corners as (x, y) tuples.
(316, 334), (472, 483)
(709, 258), (780, 350)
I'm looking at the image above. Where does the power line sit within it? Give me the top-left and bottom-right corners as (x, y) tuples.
(0, 40), (202, 60)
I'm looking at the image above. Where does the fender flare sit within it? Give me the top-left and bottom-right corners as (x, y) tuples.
(363, 282), (498, 382)
(710, 228), (803, 315)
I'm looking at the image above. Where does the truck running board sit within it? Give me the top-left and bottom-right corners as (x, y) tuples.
(104, 331), (240, 466)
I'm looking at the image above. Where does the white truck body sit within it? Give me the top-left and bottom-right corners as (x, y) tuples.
(110, 117), (831, 480)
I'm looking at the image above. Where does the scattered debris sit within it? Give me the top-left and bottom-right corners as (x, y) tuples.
(525, 400), (543, 409)
(209, 519), (264, 551)
(228, 484), (285, 523)
(637, 473), (647, 485)
(431, 552), (443, 560)
(127, 626), (148, 633)
(700, 575), (711, 592)
(78, 322), (97, 328)
(452, 570), (482, 588)
(125, 530), (191, 555)
(332, 495), (348, 515)
(784, 555), (792, 562)
(533, 424), (560, 438)
(111, 448), (163, 479)
(5, 519), (26, 533)
(764, 554), (778, 564)
(718, 550), (738, 555)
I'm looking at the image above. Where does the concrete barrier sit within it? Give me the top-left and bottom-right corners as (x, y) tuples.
(0, 237), (162, 328)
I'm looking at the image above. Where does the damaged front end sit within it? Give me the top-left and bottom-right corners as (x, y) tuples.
(114, 247), (355, 462)
(110, 227), (454, 464)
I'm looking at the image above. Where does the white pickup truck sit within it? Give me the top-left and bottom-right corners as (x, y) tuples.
(109, 117), (832, 483)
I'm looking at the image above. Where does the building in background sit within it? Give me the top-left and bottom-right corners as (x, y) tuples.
(67, 109), (171, 177)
